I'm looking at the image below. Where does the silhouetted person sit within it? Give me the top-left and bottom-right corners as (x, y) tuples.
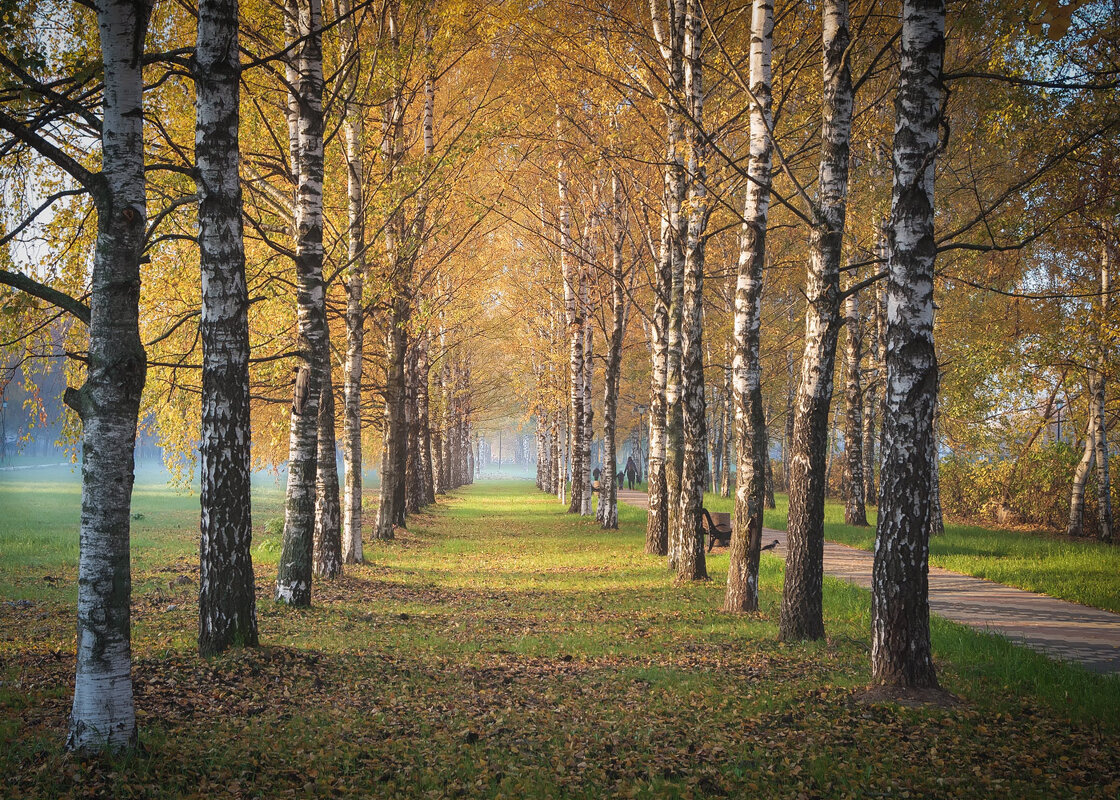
(625, 455), (637, 490)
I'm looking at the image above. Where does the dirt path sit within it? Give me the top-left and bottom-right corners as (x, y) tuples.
(617, 489), (1120, 674)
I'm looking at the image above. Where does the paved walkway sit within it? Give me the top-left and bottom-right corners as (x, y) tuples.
(617, 489), (1120, 674)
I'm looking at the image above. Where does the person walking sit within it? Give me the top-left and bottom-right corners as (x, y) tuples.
(625, 455), (638, 490)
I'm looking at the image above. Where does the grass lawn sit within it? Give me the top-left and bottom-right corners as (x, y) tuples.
(699, 491), (1120, 614)
(2, 474), (1119, 798)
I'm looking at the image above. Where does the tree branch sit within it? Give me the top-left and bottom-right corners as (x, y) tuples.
(0, 269), (90, 324)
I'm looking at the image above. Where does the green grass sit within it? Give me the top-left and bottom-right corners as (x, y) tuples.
(2, 477), (1119, 798)
(699, 490), (1120, 613)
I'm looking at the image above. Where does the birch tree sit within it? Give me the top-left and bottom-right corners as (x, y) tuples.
(558, 115), (586, 515)
(600, 166), (629, 529)
(63, 0), (153, 753)
(842, 289), (868, 526)
(336, 0), (365, 565)
(374, 0), (409, 540)
(871, 0), (945, 689)
(780, 0), (853, 641)
(276, 0), (329, 605)
(0, 0), (155, 754)
(195, 0), (259, 655)
(726, 0), (773, 613)
(647, 0), (686, 557)
(1069, 237), (1114, 541)
(674, 0), (709, 582)
(314, 377), (342, 577)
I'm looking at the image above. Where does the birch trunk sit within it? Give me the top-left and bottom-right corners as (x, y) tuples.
(1067, 401), (1096, 537)
(337, 0), (365, 565)
(780, 0), (853, 641)
(536, 416), (547, 490)
(417, 333), (436, 506)
(437, 345), (451, 493)
(276, 0), (328, 606)
(675, 0), (709, 582)
(650, 0), (686, 562)
(1094, 243), (1113, 543)
(725, 0), (773, 612)
(870, 0), (944, 689)
(560, 405), (569, 504)
(405, 342), (423, 514)
(929, 408), (944, 537)
(374, 7), (408, 538)
(764, 428), (776, 508)
(558, 126), (585, 514)
(601, 170), (627, 529)
(313, 375), (342, 578)
(843, 291), (868, 526)
(646, 226), (670, 555)
(393, 352), (409, 522)
(195, 0), (258, 658)
(553, 412), (563, 502)
(445, 360), (458, 489)
(783, 311), (795, 491)
(67, 0), (152, 753)
(461, 360), (474, 483)
(863, 262), (884, 503)
(581, 273), (594, 517)
(719, 363), (733, 497)
(708, 373), (723, 494)
(1092, 369), (1112, 542)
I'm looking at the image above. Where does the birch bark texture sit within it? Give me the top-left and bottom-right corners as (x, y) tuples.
(780, 0), (852, 641)
(1093, 240), (1112, 542)
(67, 0), (153, 753)
(581, 254), (594, 517)
(600, 168), (628, 530)
(726, 0), (773, 613)
(337, 0), (365, 565)
(675, 0), (709, 582)
(557, 117), (585, 516)
(314, 376), (342, 578)
(648, 0), (686, 558)
(277, 0), (329, 606)
(374, 2), (410, 539)
(195, 0), (259, 656)
(843, 290), (868, 526)
(870, 0), (945, 689)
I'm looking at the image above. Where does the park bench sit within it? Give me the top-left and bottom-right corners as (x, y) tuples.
(701, 508), (732, 551)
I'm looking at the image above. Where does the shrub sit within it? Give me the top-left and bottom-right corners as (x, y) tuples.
(940, 443), (1118, 533)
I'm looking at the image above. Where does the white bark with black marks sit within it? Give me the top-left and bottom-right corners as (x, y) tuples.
(780, 0), (852, 641)
(336, 0), (365, 565)
(726, 0), (773, 612)
(600, 169), (628, 529)
(871, 0), (944, 689)
(374, 2), (409, 539)
(1093, 241), (1112, 543)
(558, 121), (585, 515)
(195, 0), (258, 657)
(67, 0), (153, 753)
(676, 0), (709, 582)
(843, 290), (868, 526)
(277, 0), (329, 606)
(650, 0), (686, 563)
(314, 375), (342, 578)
